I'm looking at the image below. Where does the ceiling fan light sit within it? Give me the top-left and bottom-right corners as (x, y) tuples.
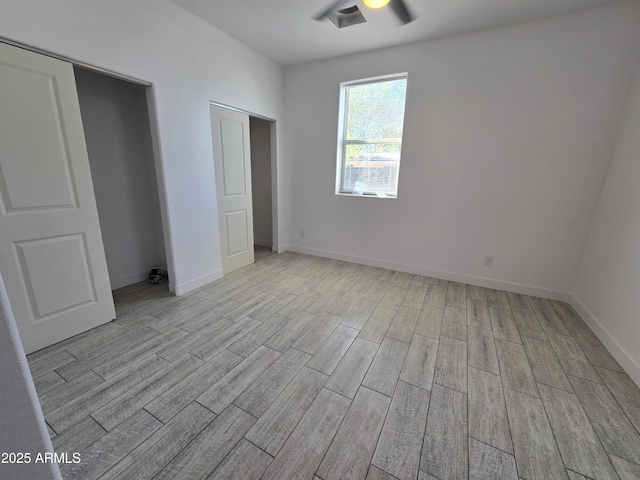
(363, 0), (390, 9)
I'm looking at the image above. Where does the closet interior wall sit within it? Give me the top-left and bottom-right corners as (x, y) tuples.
(249, 116), (273, 249)
(75, 67), (166, 291)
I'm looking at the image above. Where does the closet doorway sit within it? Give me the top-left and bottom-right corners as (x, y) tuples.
(210, 103), (277, 275)
(249, 116), (274, 251)
(75, 68), (168, 292)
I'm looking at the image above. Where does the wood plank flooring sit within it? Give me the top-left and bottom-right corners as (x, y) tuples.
(28, 248), (640, 480)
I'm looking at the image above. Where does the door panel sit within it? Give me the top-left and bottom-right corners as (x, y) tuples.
(0, 42), (115, 354)
(225, 209), (249, 256)
(14, 234), (95, 319)
(210, 105), (254, 274)
(220, 119), (247, 196)
(0, 64), (78, 210)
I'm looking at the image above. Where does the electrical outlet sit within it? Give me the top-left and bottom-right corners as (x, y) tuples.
(484, 256), (494, 267)
(300, 230), (305, 238)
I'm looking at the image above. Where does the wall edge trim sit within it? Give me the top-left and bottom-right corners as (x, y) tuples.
(570, 294), (640, 387)
(280, 244), (571, 301)
(174, 269), (223, 296)
(109, 270), (154, 291)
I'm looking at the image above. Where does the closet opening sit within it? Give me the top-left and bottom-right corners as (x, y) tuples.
(210, 101), (278, 275)
(249, 116), (274, 253)
(74, 67), (168, 295)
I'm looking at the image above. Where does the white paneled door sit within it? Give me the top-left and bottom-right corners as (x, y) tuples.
(210, 105), (255, 274)
(0, 42), (115, 354)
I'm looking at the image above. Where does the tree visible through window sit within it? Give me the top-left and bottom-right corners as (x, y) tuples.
(336, 74), (408, 197)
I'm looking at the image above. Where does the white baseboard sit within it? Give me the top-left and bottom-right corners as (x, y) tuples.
(280, 244), (571, 302)
(274, 243), (287, 253)
(570, 295), (640, 387)
(174, 269), (223, 296)
(109, 270), (151, 290)
(254, 238), (273, 248)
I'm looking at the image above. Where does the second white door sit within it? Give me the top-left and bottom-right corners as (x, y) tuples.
(210, 105), (255, 274)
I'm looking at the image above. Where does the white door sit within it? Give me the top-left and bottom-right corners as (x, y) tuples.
(0, 42), (115, 354)
(210, 105), (255, 274)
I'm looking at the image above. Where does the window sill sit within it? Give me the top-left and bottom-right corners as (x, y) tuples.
(335, 192), (397, 199)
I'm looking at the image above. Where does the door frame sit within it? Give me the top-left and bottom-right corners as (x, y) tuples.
(210, 101), (279, 255)
(0, 36), (177, 295)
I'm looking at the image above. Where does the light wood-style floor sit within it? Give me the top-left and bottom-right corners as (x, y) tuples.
(28, 248), (640, 480)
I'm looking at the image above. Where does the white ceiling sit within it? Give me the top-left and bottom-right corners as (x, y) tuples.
(173, 0), (621, 66)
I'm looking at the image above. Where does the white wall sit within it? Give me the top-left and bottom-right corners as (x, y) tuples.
(0, 0), (284, 295)
(75, 68), (166, 290)
(0, 274), (61, 480)
(572, 61), (640, 385)
(250, 117), (273, 247)
(282, 3), (640, 299)
(0, 0), (284, 461)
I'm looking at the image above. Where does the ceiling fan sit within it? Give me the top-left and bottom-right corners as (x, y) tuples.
(314, 0), (415, 25)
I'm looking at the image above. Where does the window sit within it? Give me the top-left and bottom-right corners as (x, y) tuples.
(336, 73), (408, 198)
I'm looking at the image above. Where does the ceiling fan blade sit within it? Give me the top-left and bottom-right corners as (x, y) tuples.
(389, 0), (415, 24)
(313, 0), (353, 20)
